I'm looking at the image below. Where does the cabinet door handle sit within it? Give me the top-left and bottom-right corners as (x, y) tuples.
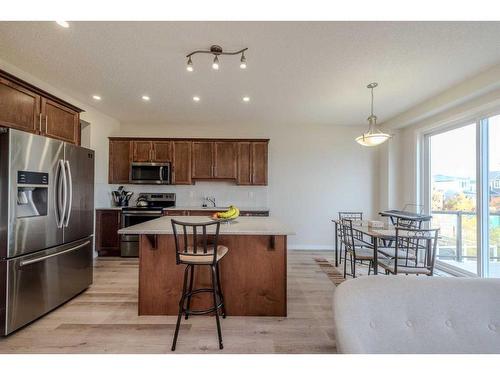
(38, 113), (42, 133)
(45, 115), (48, 133)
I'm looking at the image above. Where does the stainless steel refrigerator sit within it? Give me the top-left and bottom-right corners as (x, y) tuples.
(0, 128), (94, 335)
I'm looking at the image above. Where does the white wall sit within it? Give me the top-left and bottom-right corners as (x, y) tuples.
(115, 122), (379, 249)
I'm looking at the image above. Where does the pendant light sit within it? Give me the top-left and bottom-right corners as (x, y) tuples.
(355, 82), (391, 147)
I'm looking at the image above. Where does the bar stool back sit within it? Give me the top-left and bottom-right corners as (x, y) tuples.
(170, 219), (228, 351)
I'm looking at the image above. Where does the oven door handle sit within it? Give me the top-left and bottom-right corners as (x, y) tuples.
(122, 212), (163, 216)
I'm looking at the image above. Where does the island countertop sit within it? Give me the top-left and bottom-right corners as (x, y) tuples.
(118, 215), (294, 236)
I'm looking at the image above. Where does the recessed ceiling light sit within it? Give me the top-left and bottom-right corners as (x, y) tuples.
(56, 21), (69, 28)
(142, 95), (150, 101)
(92, 95), (101, 101)
(242, 96), (250, 102)
(193, 96), (200, 102)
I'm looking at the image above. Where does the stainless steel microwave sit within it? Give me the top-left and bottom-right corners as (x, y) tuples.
(130, 162), (171, 184)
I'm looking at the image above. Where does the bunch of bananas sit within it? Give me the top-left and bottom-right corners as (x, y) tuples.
(212, 205), (240, 220)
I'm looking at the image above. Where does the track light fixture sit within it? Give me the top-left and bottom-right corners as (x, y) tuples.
(186, 45), (248, 72)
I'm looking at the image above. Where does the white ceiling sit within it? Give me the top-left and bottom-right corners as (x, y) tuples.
(1, 21), (500, 126)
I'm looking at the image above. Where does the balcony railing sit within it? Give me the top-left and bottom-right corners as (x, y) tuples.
(431, 210), (500, 262)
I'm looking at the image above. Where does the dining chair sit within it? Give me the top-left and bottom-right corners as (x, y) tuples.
(340, 218), (375, 278)
(337, 212), (370, 265)
(377, 227), (439, 276)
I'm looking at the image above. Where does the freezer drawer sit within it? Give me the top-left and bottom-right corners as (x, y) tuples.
(1, 237), (93, 335)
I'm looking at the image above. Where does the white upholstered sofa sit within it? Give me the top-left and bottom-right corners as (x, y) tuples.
(333, 275), (500, 354)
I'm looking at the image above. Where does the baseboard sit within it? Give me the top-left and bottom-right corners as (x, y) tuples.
(288, 245), (334, 251)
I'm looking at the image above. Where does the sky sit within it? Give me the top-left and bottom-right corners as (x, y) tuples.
(430, 116), (500, 179)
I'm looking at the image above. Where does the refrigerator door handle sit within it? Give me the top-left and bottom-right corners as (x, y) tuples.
(56, 159), (67, 228)
(18, 240), (91, 267)
(64, 160), (73, 227)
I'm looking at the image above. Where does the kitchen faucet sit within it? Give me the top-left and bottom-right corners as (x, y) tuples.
(205, 196), (216, 207)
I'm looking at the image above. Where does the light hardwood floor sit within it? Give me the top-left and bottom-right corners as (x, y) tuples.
(0, 250), (338, 354)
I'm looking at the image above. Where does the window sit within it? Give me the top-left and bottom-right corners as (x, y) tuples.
(424, 114), (500, 277)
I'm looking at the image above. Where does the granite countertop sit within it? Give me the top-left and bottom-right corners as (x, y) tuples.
(96, 206), (270, 212)
(118, 216), (293, 236)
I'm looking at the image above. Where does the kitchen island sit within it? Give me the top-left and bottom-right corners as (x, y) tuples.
(118, 216), (294, 317)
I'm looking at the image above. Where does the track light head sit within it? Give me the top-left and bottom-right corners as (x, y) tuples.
(240, 52), (247, 69)
(186, 56), (193, 72)
(212, 55), (220, 70)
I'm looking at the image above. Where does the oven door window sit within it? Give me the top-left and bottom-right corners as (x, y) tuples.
(131, 165), (161, 182)
(122, 214), (160, 227)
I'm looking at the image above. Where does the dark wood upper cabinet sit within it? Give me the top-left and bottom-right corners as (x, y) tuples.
(0, 70), (82, 144)
(237, 142), (252, 185)
(214, 141), (237, 179)
(172, 141), (192, 185)
(251, 142), (268, 185)
(109, 139), (131, 183)
(0, 76), (41, 133)
(41, 98), (80, 144)
(236, 141), (268, 185)
(133, 141), (153, 162)
(192, 141), (214, 179)
(108, 137), (268, 186)
(152, 141), (172, 162)
(132, 140), (173, 162)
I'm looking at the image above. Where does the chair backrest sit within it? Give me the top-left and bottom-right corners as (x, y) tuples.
(396, 217), (421, 229)
(394, 227), (439, 274)
(171, 219), (221, 265)
(339, 211), (363, 221)
(340, 218), (358, 254)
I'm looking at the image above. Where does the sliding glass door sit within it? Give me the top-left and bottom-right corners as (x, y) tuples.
(425, 113), (499, 277)
(429, 124), (478, 275)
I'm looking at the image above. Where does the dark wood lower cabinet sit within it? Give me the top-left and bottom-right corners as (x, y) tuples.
(95, 209), (121, 256)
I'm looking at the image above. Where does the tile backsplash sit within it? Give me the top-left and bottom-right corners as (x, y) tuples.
(95, 181), (269, 208)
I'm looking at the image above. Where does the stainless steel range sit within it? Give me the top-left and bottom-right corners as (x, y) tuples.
(120, 193), (175, 257)
(0, 128), (94, 335)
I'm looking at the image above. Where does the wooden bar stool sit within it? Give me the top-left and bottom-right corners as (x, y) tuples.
(170, 219), (228, 351)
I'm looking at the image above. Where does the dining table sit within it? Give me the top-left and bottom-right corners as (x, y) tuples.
(332, 219), (397, 275)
